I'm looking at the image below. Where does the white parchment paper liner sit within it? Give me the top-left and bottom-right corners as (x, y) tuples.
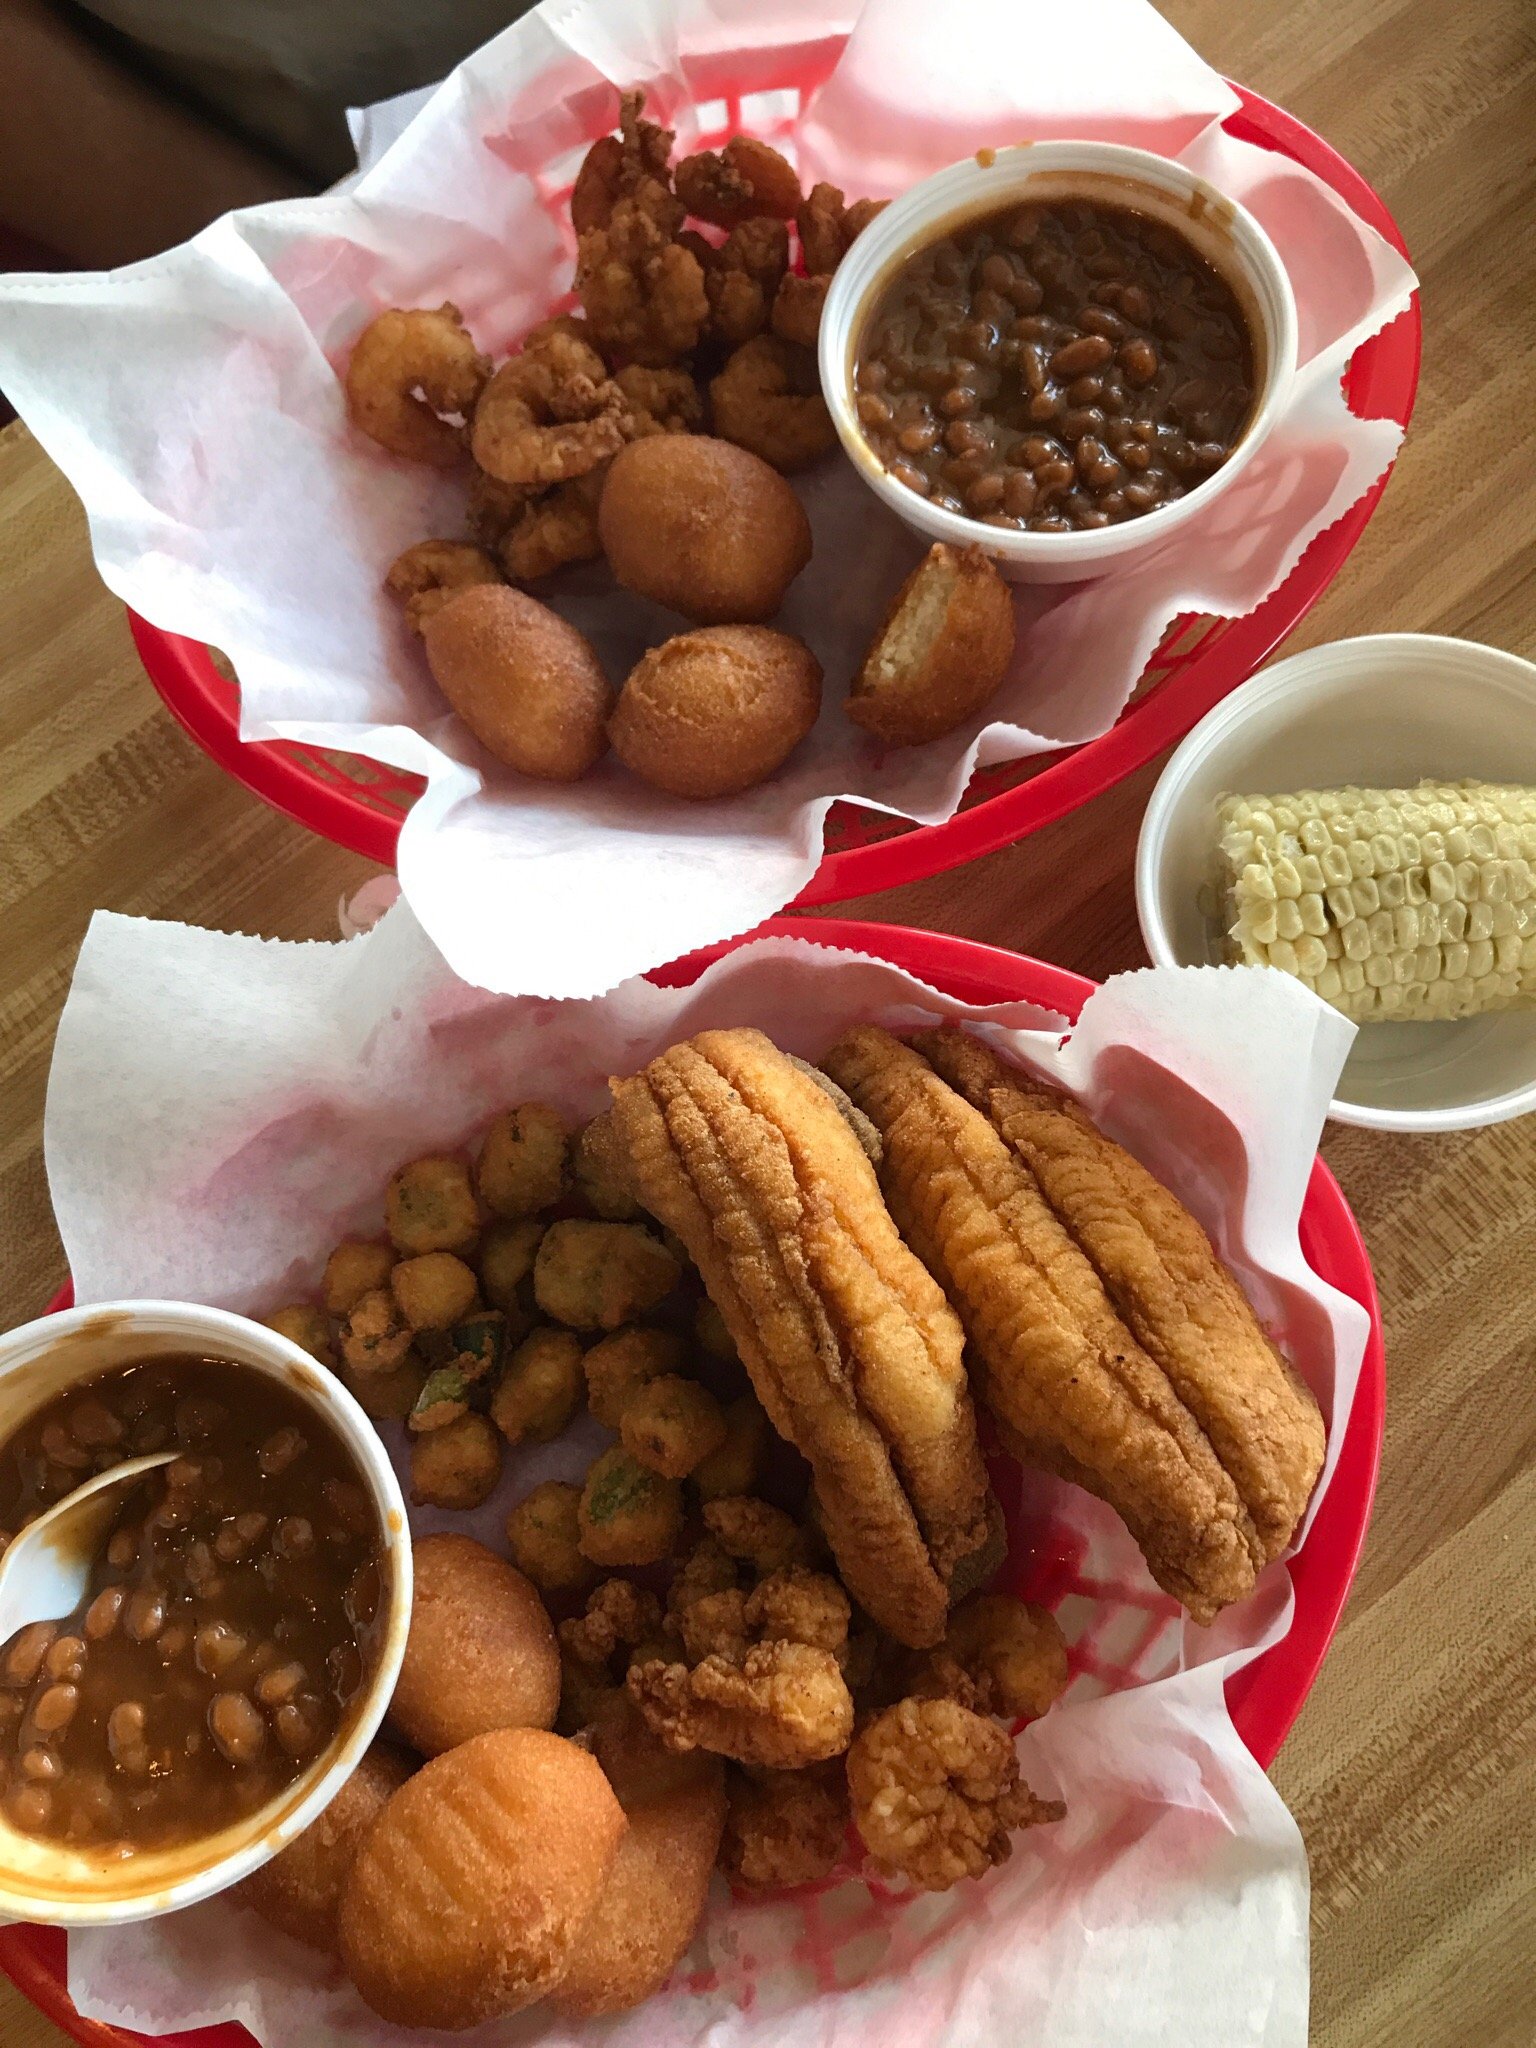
(0, 0), (1416, 999)
(38, 904), (1370, 2046)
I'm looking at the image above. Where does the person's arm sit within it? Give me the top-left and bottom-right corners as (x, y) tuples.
(0, 0), (307, 268)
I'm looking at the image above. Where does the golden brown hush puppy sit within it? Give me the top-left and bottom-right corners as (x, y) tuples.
(551, 1703), (726, 2016)
(236, 1740), (415, 1951)
(390, 1533), (560, 1755)
(597, 436), (812, 625)
(608, 626), (822, 799)
(422, 585), (612, 782)
(846, 541), (1017, 746)
(338, 1728), (625, 2031)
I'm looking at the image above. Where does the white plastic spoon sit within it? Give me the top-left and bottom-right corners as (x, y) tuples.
(0, 1453), (178, 1645)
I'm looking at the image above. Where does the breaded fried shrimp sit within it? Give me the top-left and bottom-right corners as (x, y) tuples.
(346, 303), (490, 465)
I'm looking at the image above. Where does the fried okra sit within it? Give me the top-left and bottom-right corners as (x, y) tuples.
(534, 1221), (681, 1331)
(579, 1448), (684, 1567)
(491, 1327), (585, 1445)
(386, 1154), (480, 1256)
(506, 1481), (598, 1597)
(571, 1111), (640, 1221)
(391, 1252), (481, 1331)
(690, 1394), (770, 1501)
(478, 1218), (544, 1314)
(261, 1304), (336, 1367)
(338, 1286), (414, 1375)
(410, 1366), (471, 1434)
(409, 1412), (503, 1510)
(477, 1104), (569, 1219)
(620, 1376), (727, 1480)
(322, 1240), (395, 1316)
(343, 1359), (426, 1422)
(582, 1327), (686, 1428)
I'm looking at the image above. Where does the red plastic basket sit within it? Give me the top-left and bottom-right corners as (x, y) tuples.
(132, 81), (1419, 900)
(0, 917), (1384, 2047)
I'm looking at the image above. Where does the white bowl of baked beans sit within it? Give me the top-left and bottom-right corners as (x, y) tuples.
(820, 141), (1298, 583)
(0, 1299), (411, 1925)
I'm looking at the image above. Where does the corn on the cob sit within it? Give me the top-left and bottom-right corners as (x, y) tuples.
(1214, 780), (1536, 1023)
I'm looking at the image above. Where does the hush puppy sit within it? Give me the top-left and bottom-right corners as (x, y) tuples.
(339, 1727), (625, 2030)
(534, 1219), (681, 1331)
(598, 436), (812, 625)
(609, 626), (822, 799)
(847, 541), (1017, 746)
(391, 1534), (560, 1756)
(237, 1740), (415, 1950)
(423, 585), (612, 782)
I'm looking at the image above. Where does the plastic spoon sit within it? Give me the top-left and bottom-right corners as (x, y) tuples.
(0, 1453), (177, 1644)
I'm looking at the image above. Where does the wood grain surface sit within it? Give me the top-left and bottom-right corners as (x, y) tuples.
(1, 0), (1532, 2041)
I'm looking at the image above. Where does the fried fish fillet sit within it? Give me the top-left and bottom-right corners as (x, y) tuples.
(914, 1027), (1325, 1564)
(610, 1027), (991, 1647)
(822, 1026), (1264, 1623)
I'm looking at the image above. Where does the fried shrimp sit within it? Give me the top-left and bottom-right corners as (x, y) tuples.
(385, 540), (503, 633)
(699, 217), (791, 345)
(666, 1535), (739, 1630)
(709, 335), (837, 472)
(571, 90), (676, 235)
(560, 1579), (664, 1669)
(703, 1496), (813, 1578)
(771, 272), (830, 349)
(345, 303), (491, 465)
(745, 1567), (850, 1655)
(676, 136), (801, 226)
(466, 466), (534, 548)
(721, 1763), (847, 1890)
(797, 184), (886, 276)
(676, 1586), (751, 1663)
(613, 363), (704, 437)
(577, 180), (708, 366)
(628, 1640), (853, 1768)
(942, 1594), (1069, 1720)
(847, 1697), (1063, 1891)
(470, 330), (630, 489)
(499, 471), (606, 582)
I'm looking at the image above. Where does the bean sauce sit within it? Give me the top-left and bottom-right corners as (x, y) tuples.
(854, 197), (1255, 534)
(0, 1356), (384, 1856)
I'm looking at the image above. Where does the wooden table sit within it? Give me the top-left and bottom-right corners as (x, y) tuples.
(1, 0), (1532, 2039)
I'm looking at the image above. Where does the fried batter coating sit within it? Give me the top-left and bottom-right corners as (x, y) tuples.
(471, 330), (630, 489)
(676, 136), (801, 226)
(745, 1566), (849, 1654)
(561, 1578), (665, 1669)
(466, 465), (534, 548)
(847, 1696), (1062, 1891)
(385, 539), (503, 632)
(239, 1740), (415, 1951)
(409, 1412), (503, 1510)
(572, 1109), (641, 1221)
(785, 1055), (883, 1165)
(559, 1645), (622, 1735)
(571, 90), (675, 235)
(721, 1763), (847, 1890)
(345, 303), (489, 465)
(628, 1640), (852, 1767)
(386, 1153), (481, 1256)
(261, 1303), (334, 1367)
(583, 1325), (686, 1427)
(338, 1285), (413, 1375)
(849, 542), (1017, 747)
(823, 1027), (1262, 1623)
(608, 625), (822, 799)
(506, 1481), (598, 1597)
(944, 1593), (1068, 1720)
(478, 1216), (543, 1314)
(391, 1251), (480, 1331)
(499, 470), (606, 583)
(797, 184), (885, 276)
(697, 217), (791, 344)
(611, 1029), (991, 1648)
(580, 1447), (685, 1567)
(424, 584), (612, 782)
(338, 1728), (624, 2029)
(613, 363), (704, 437)
(621, 1373), (727, 1478)
(915, 1026), (1327, 1566)
(771, 271), (830, 349)
(710, 334), (837, 472)
(392, 1535), (560, 1755)
(491, 1326), (584, 1444)
(666, 1534), (739, 1629)
(535, 1220), (682, 1331)
(477, 1102), (568, 1217)
(677, 1586), (750, 1663)
(576, 180), (708, 366)
(690, 1392), (768, 1500)
(343, 1356), (426, 1421)
(703, 1495), (813, 1577)
(323, 1239), (395, 1317)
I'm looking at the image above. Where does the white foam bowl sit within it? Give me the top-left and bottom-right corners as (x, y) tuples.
(0, 1301), (412, 1925)
(819, 141), (1298, 583)
(1136, 633), (1536, 1131)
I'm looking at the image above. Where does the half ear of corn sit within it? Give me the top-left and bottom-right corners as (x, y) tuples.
(1214, 780), (1536, 1023)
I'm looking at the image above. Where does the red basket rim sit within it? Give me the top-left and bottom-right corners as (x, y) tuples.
(130, 78), (1420, 900)
(0, 915), (1385, 2048)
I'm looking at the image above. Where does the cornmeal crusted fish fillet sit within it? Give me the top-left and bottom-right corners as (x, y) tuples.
(822, 1026), (1261, 1624)
(914, 1026), (1325, 1563)
(611, 1028), (991, 1648)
